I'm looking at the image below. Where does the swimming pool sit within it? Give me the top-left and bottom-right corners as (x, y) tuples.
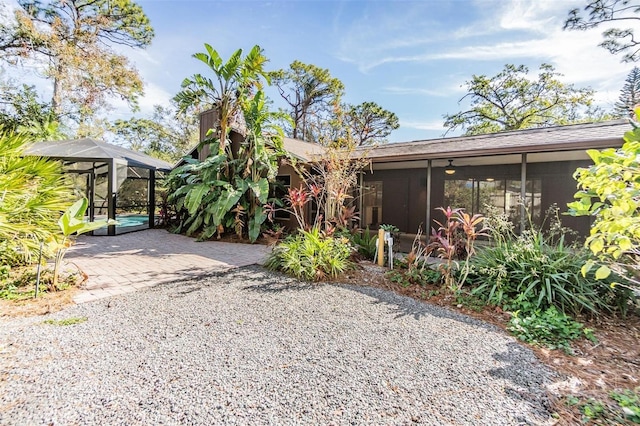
(92, 214), (151, 235)
(115, 214), (149, 228)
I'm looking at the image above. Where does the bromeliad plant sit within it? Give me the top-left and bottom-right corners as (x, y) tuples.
(430, 206), (487, 292)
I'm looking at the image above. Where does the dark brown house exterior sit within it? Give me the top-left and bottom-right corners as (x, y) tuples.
(191, 109), (325, 229)
(358, 120), (628, 237)
(194, 109), (628, 239)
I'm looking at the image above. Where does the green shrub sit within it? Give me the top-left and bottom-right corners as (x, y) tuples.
(507, 306), (596, 353)
(350, 227), (377, 260)
(265, 228), (354, 281)
(468, 230), (633, 316)
(0, 131), (73, 267)
(611, 388), (640, 423)
(386, 263), (442, 287)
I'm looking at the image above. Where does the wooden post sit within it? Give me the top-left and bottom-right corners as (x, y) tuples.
(377, 228), (385, 266)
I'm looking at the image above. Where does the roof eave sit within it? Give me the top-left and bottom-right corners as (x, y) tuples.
(367, 137), (623, 163)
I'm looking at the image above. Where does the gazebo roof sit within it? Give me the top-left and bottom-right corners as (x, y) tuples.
(25, 138), (173, 171)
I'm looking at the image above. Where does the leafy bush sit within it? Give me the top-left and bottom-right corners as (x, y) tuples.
(386, 265), (442, 288)
(507, 306), (596, 353)
(264, 228), (354, 281)
(350, 227), (377, 260)
(611, 388), (640, 423)
(0, 131), (73, 267)
(568, 115), (640, 291)
(468, 229), (633, 316)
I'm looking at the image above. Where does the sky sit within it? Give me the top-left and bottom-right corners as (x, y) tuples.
(5, 0), (639, 142)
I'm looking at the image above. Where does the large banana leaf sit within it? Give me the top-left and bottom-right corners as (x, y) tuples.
(209, 188), (244, 226)
(247, 178), (269, 204)
(185, 214), (204, 236)
(248, 206), (268, 243)
(184, 183), (211, 215)
(58, 198), (115, 236)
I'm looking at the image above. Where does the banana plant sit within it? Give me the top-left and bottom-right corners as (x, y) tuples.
(174, 44), (269, 158)
(169, 43), (286, 243)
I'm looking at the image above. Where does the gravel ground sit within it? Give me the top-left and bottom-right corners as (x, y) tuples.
(0, 266), (557, 425)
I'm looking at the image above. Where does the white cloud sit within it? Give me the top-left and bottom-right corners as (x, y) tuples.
(383, 86), (449, 97)
(400, 119), (445, 131)
(109, 80), (173, 119)
(337, 0), (612, 72)
(339, 0), (634, 106)
(138, 81), (173, 114)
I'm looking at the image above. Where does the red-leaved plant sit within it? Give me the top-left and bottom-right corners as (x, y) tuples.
(430, 206), (488, 292)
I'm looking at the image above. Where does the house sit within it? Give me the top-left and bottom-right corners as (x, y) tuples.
(190, 109), (325, 228)
(194, 108), (628, 239)
(358, 120), (628, 238)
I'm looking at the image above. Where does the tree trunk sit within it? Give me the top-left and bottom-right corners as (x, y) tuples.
(51, 63), (64, 117)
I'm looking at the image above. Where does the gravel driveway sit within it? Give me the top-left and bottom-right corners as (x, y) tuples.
(0, 266), (557, 425)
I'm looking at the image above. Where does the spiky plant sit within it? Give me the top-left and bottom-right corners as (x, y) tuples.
(0, 130), (73, 266)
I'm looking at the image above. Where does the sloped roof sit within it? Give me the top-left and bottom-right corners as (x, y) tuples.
(363, 120), (629, 162)
(283, 137), (326, 162)
(25, 138), (173, 171)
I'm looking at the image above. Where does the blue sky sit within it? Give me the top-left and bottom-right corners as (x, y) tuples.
(7, 0), (640, 142)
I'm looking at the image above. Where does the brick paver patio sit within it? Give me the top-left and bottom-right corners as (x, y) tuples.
(66, 229), (270, 303)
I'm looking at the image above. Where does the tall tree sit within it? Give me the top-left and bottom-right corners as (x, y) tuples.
(345, 101), (399, 146)
(0, 0), (154, 130)
(272, 61), (344, 142)
(110, 102), (198, 162)
(0, 76), (62, 137)
(614, 66), (640, 117)
(443, 64), (595, 136)
(565, 0), (640, 62)
(307, 101), (399, 147)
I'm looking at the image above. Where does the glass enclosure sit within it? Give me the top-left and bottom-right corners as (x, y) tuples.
(64, 161), (161, 235)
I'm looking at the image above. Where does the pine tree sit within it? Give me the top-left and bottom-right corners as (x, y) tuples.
(614, 67), (640, 118)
